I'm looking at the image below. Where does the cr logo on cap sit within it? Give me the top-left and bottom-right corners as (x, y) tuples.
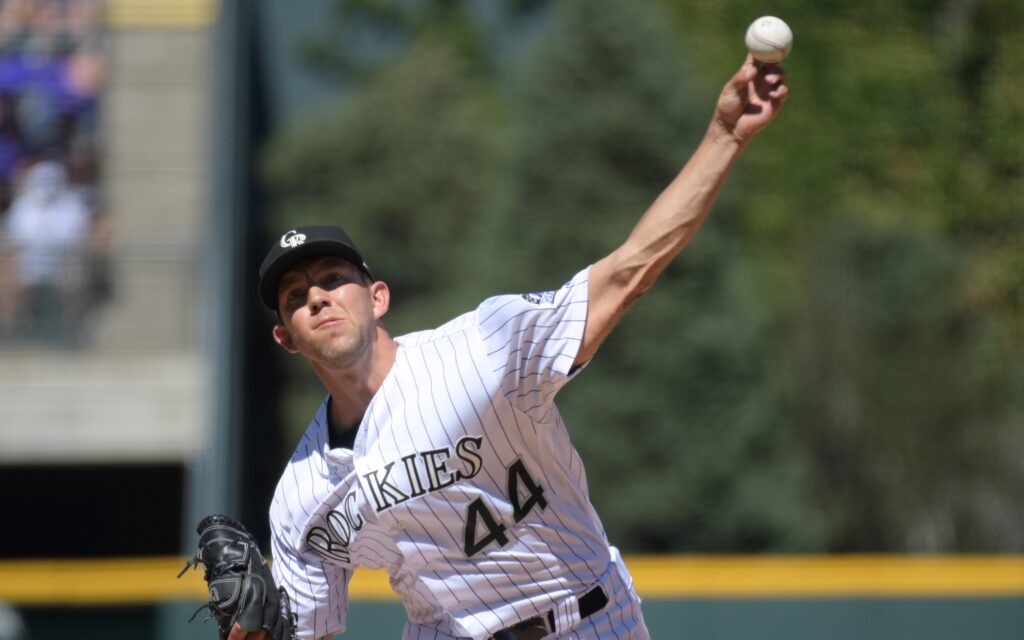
(280, 230), (306, 249)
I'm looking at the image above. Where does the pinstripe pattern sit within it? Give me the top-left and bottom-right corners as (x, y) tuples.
(270, 268), (649, 639)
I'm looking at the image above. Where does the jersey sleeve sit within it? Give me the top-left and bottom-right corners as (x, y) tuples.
(270, 514), (351, 639)
(476, 266), (590, 421)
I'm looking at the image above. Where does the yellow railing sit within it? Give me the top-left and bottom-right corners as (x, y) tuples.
(106, 0), (217, 28)
(623, 555), (1024, 598)
(1, 555), (1022, 606)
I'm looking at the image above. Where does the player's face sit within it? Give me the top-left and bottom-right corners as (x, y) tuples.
(272, 256), (387, 369)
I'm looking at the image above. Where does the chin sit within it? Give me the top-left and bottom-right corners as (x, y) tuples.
(313, 339), (364, 369)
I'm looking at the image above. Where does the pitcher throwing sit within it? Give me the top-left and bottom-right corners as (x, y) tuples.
(189, 55), (788, 640)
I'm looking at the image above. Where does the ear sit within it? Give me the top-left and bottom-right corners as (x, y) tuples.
(369, 280), (390, 321)
(272, 324), (299, 353)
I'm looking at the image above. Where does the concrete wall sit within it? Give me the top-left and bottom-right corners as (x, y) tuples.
(18, 597), (1024, 640)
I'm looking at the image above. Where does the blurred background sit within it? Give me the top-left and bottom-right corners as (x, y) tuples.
(0, 0), (1021, 638)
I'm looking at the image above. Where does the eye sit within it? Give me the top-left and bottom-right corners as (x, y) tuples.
(322, 272), (345, 287)
(285, 287), (305, 303)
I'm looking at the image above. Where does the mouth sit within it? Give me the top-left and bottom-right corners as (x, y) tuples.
(314, 317), (343, 330)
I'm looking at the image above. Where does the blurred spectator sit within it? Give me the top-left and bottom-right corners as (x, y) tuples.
(0, 0), (105, 345)
(3, 159), (90, 341)
(0, 0), (103, 152)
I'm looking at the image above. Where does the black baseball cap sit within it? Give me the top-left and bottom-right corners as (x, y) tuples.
(258, 226), (374, 311)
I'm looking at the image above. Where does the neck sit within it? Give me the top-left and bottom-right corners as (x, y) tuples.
(315, 326), (398, 429)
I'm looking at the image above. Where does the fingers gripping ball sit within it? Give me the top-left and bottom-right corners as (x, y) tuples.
(179, 515), (297, 640)
(745, 16), (793, 64)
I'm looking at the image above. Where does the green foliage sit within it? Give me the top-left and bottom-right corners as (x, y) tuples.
(789, 218), (1022, 550)
(658, 0), (1024, 550)
(498, 0), (706, 283)
(261, 0), (1024, 552)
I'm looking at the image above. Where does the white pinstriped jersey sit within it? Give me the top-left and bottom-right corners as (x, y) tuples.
(269, 267), (649, 639)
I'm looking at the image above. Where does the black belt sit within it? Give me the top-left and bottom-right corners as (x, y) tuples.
(490, 585), (609, 640)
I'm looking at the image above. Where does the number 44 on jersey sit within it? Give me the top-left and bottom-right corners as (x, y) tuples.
(464, 460), (548, 557)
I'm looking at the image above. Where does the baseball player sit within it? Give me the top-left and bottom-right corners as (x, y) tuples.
(195, 57), (786, 640)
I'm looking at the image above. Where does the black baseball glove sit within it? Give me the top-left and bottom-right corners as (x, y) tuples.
(178, 514), (297, 640)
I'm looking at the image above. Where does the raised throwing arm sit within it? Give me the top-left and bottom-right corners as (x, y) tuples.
(576, 56), (789, 367)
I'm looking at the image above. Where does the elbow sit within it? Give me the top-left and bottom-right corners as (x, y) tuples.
(608, 236), (676, 299)
(609, 255), (659, 309)
(632, 267), (661, 300)
(621, 274), (654, 309)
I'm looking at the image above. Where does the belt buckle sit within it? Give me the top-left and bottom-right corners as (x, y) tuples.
(491, 583), (606, 640)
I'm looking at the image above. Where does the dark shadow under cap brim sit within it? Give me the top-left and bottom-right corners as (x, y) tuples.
(258, 226), (373, 311)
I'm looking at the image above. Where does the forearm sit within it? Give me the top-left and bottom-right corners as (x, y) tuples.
(576, 59), (787, 365)
(577, 124), (745, 364)
(612, 122), (746, 295)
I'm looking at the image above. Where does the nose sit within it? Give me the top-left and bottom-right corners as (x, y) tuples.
(307, 285), (331, 313)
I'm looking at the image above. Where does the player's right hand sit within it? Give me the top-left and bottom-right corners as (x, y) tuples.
(712, 55), (788, 143)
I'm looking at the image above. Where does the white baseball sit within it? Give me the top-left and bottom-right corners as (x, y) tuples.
(745, 16), (793, 64)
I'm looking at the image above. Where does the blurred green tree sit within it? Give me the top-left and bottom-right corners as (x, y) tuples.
(659, 0), (1024, 550)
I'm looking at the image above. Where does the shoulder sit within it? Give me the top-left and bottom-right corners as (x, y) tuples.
(393, 268), (591, 360)
(394, 308), (477, 349)
(477, 268), (591, 332)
